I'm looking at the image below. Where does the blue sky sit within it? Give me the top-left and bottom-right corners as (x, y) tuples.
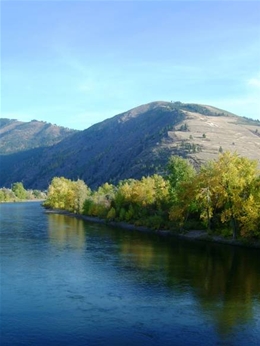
(1, 1), (260, 130)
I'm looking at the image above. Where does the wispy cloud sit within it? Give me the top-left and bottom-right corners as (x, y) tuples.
(210, 73), (260, 119)
(248, 75), (260, 89)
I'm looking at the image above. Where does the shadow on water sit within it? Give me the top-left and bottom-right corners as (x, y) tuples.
(48, 213), (260, 337)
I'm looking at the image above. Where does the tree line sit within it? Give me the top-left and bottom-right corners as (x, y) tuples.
(43, 152), (260, 240)
(0, 182), (46, 202)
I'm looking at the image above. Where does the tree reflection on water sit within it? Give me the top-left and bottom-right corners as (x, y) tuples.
(47, 214), (260, 335)
(109, 226), (260, 335)
(48, 213), (87, 250)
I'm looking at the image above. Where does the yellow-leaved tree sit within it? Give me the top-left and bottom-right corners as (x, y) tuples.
(195, 152), (260, 239)
(44, 177), (90, 213)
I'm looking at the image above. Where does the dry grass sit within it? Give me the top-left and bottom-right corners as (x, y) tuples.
(167, 111), (260, 166)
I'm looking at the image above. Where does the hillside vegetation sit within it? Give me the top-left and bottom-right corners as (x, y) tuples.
(0, 101), (259, 189)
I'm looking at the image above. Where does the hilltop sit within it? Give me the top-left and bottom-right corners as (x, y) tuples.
(0, 101), (259, 189)
(0, 118), (77, 154)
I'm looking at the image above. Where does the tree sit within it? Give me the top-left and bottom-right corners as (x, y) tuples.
(194, 152), (260, 239)
(12, 182), (27, 200)
(107, 207), (116, 220)
(0, 190), (5, 202)
(167, 156), (196, 203)
(72, 179), (91, 214)
(167, 157), (197, 229)
(0, 188), (16, 202)
(44, 177), (90, 213)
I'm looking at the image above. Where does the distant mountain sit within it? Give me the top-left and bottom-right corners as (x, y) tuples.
(0, 119), (77, 154)
(0, 101), (260, 189)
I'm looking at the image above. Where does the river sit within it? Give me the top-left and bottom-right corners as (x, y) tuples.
(1, 202), (260, 345)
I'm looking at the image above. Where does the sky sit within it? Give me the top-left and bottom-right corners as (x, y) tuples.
(1, 0), (260, 130)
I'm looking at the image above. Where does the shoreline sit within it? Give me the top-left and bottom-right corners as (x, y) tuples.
(44, 208), (260, 249)
(0, 199), (46, 204)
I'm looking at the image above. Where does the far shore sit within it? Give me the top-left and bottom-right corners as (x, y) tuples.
(44, 208), (260, 249)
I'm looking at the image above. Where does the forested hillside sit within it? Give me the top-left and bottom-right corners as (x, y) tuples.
(0, 101), (260, 189)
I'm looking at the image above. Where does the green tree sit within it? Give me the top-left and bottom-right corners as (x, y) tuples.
(167, 156), (196, 203)
(12, 182), (27, 200)
(72, 179), (91, 213)
(0, 190), (5, 202)
(107, 207), (116, 220)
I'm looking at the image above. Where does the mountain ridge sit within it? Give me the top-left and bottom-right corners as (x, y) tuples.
(0, 101), (259, 189)
(0, 118), (78, 155)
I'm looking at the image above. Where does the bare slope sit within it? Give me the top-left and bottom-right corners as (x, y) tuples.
(165, 107), (260, 166)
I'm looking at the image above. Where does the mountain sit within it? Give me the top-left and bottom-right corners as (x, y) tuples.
(0, 119), (77, 154)
(0, 101), (260, 189)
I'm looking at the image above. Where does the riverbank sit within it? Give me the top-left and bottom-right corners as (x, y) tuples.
(0, 199), (46, 204)
(44, 208), (260, 249)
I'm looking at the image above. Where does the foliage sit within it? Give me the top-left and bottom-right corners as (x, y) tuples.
(107, 207), (116, 220)
(12, 182), (27, 200)
(44, 177), (90, 213)
(189, 152), (260, 238)
(43, 152), (260, 240)
(0, 183), (46, 202)
(0, 188), (16, 202)
(83, 182), (116, 217)
(167, 155), (196, 204)
(81, 174), (170, 229)
(179, 123), (189, 131)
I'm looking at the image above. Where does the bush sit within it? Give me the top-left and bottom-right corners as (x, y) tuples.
(107, 207), (116, 220)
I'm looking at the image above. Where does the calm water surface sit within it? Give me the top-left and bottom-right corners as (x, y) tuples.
(1, 202), (260, 345)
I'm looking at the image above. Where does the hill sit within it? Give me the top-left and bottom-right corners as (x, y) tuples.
(0, 119), (77, 154)
(0, 101), (259, 189)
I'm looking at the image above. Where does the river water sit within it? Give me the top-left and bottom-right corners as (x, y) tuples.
(1, 202), (260, 345)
